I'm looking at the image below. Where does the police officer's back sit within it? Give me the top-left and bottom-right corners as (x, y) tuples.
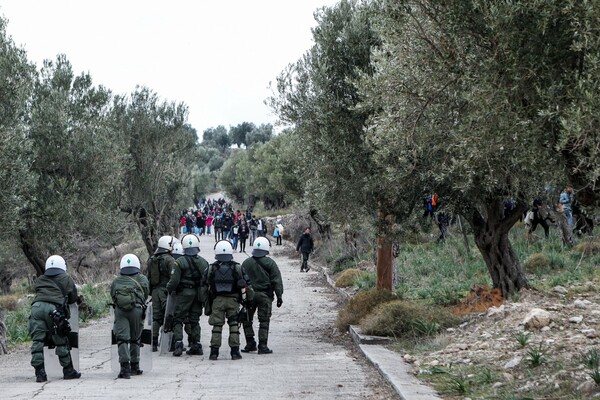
(29, 255), (81, 382)
(111, 254), (149, 379)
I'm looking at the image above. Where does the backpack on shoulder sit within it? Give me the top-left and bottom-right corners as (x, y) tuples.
(113, 287), (138, 311)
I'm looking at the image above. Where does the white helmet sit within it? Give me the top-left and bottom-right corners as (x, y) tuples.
(182, 234), (200, 256)
(120, 254), (141, 274)
(157, 235), (175, 251)
(252, 237), (271, 257)
(214, 240), (233, 262)
(172, 242), (184, 257)
(45, 255), (67, 275)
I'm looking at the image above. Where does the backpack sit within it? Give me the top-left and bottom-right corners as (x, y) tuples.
(113, 277), (144, 311)
(148, 256), (161, 287)
(114, 288), (137, 311)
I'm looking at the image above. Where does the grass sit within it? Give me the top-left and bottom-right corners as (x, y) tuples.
(526, 343), (547, 367)
(393, 225), (598, 305)
(514, 331), (531, 348)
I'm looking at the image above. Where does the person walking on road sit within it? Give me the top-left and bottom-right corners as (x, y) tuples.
(296, 227), (314, 272)
(213, 215), (224, 242)
(206, 240), (251, 361)
(111, 254), (150, 379)
(249, 215), (258, 245)
(238, 217), (249, 253)
(145, 236), (177, 352)
(274, 216), (284, 246)
(28, 255), (82, 382)
(240, 237), (283, 354)
(166, 234), (209, 356)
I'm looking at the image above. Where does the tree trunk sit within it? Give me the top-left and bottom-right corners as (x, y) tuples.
(309, 209), (331, 240)
(376, 211), (394, 291)
(135, 207), (156, 257)
(18, 229), (45, 277)
(470, 201), (529, 298)
(0, 308), (7, 355)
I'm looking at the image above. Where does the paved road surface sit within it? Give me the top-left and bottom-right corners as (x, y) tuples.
(0, 233), (397, 399)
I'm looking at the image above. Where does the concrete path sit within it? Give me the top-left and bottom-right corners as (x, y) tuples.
(0, 233), (397, 399)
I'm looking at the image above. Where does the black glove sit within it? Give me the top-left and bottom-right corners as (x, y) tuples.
(276, 297), (283, 308)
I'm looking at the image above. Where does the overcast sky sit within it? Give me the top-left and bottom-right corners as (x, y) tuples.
(0, 0), (338, 135)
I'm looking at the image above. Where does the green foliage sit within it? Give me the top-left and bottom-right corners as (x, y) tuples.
(360, 300), (460, 338)
(5, 304), (31, 344)
(583, 348), (600, 369)
(0, 16), (36, 238)
(79, 283), (112, 322)
(269, 0), (414, 227)
(354, 272), (376, 291)
(526, 343), (547, 367)
(115, 86), (198, 255)
(229, 121), (255, 148)
(515, 331), (531, 348)
(442, 372), (469, 396)
(590, 367), (600, 386)
(336, 288), (397, 331)
(21, 54), (126, 275)
(219, 130), (303, 208)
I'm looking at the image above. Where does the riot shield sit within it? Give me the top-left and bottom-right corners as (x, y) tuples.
(111, 302), (153, 372)
(44, 303), (79, 377)
(159, 293), (177, 355)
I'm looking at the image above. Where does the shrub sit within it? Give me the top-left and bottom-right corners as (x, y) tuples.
(79, 282), (112, 322)
(573, 241), (600, 256)
(360, 300), (460, 338)
(355, 272), (376, 290)
(523, 253), (550, 272)
(336, 288), (397, 331)
(335, 268), (365, 288)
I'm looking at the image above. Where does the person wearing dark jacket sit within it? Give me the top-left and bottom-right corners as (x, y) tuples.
(529, 198), (553, 238)
(111, 254), (150, 379)
(28, 255), (81, 382)
(237, 218), (249, 253)
(296, 227), (314, 272)
(145, 236), (177, 352)
(240, 237), (283, 354)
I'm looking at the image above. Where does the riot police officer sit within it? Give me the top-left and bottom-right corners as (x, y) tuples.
(111, 254), (149, 379)
(145, 236), (177, 352)
(206, 240), (251, 360)
(28, 255), (81, 382)
(166, 234), (209, 356)
(241, 237), (283, 354)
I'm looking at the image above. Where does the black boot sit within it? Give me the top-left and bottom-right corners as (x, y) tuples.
(130, 362), (143, 376)
(258, 341), (273, 354)
(152, 337), (158, 352)
(34, 364), (47, 383)
(63, 364), (82, 380)
(209, 346), (219, 360)
(186, 342), (203, 355)
(117, 362), (131, 379)
(230, 346), (242, 360)
(173, 341), (184, 357)
(241, 338), (257, 353)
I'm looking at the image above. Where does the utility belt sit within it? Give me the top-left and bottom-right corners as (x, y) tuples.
(179, 283), (199, 290)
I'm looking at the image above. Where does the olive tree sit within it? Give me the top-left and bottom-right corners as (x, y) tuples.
(21, 55), (123, 276)
(359, 0), (600, 296)
(269, 0), (421, 289)
(114, 87), (198, 255)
